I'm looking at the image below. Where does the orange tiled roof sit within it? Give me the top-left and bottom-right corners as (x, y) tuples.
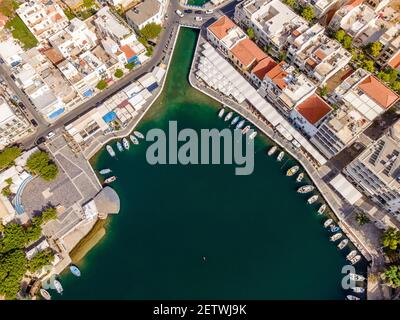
(120, 45), (137, 60)
(266, 62), (288, 90)
(251, 57), (277, 81)
(314, 49), (326, 60)
(306, 58), (317, 69)
(358, 75), (399, 109)
(296, 94), (332, 125)
(388, 51), (400, 69)
(208, 16), (236, 40)
(292, 30), (301, 37)
(44, 48), (64, 65)
(231, 38), (268, 69)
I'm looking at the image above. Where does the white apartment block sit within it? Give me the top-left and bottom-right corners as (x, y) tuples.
(375, 25), (400, 70)
(126, 0), (167, 31)
(49, 18), (98, 58)
(258, 62), (316, 115)
(0, 39), (24, 67)
(94, 6), (137, 47)
(16, 0), (69, 43)
(287, 24), (352, 86)
(299, 0), (342, 18)
(234, 0), (308, 58)
(344, 120), (400, 217)
(0, 97), (30, 148)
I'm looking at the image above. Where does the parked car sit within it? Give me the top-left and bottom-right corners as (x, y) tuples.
(184, 9), (193, 14)
(46, 131), (55, 139)
(18, 102), (26, 110)
(175, 10), (184, 17)
(36, 137), (45, 145)
(195, 10), (202, 14)
(30, 119), (38, 127)
(195, 16), (203, 21)
(148, 40), (157, 46)
(205, 9), (213, 14)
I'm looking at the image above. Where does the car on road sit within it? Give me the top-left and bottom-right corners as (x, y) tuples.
(46, 131), (55, 139)
(18, 102), (26, 110)
(194, 16), (203, 21)
(205, 9), (213, 14)
(148, 40), (157, 46)
(195, 10), (202, 14)
(175, 10), (184, 17)
(30, 119), (38, 127)
(36, 137), (45, 145)
(184, 9), (193, 14)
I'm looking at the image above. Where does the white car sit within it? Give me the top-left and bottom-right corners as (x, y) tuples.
(46, 131), (55, 139)
(205, 9), (213, 14)
(195, 16), (203, 21)
(175, 10), (184, 17)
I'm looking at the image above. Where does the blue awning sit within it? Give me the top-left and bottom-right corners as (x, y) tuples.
(48, 107), (65, 119)
(83, 89), (94, 97)
(127, 56), (138, 64)
(102, 111), (117, 123)
(147, 82), (158, 92)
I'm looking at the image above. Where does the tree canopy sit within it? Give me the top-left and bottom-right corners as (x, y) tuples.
(381, 227), (400, 251)
(139, 23), (162, 40)
(335, 30), (346, 43)
(246, 27), (255, 40)
(301, 6), (315, 22)
(114, 69), (124, 78)
(0, 147), (21, 171)
(96, 79), (107, 90)
(26, 151), (59, 181)
(381, 265), (400, 288)
(369, 41), (382, 57)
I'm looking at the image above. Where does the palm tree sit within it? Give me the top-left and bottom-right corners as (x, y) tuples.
(381, 228), (400, 251)
(381, 265), (400, 288)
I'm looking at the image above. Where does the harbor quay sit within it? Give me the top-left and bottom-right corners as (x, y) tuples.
(188, 32), (390, 299)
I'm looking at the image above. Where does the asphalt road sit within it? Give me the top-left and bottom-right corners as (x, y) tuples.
(1, 0), (233, 149)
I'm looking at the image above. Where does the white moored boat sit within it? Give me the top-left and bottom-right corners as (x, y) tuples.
(116, 142), (123, 152)
(346, 295), (360, 300)
(40, 288), (51, 300)
(122, 138), (130, 150)
(330, 232), (342, 241)
(236, 120), (245, 129)
(297, 185), (315, 194)
(268, 146), (277, 156)
(130, 135), (139, 145)
(104, 176), (117, 184)
(346, 250), (357, 260)
(218, 108), (225, 118)
(318, 204), (326, 214)
(231, 116), (240, 126)
(324, 218), (333, 228)
(337, 239), (348, 250)
(286, 165), (299, 176)
(53, 279), (63, 295)
(249, 131), (257, 140)
(296, 172), (304, 182)
(224, 111), (233, 122)
(349, 273), (365, 281)
(277, 151), (284, 162)
(352, 287), (365, 293)
(307, 195), (318, 204)
(134, 131), (144, 139)
(350, 255), (361, 265)
(106, 145), (115, 157)
(242, 125), (251, 135)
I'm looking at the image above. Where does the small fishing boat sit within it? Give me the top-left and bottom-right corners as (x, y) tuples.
(268, 146), (277, 156)
(346, 250), (358, 261)
(236, 119), (245, 129)
(106, 145), (115, 157)
(122, 138), (130, 150)
(330, 225), (340, 233)
(296, 172), (304, 182)
(346, 295), (360, 301)
(116, 142), (123, 152)
(70, 265), (81, 277)
(324, 218), (333, 228)
(104, 176), (117, 184)
(242, 125), (251, 135)
(53, 279), (63, 295)
(352, 287), (365, 293)
(130, 135), (139, 145)
(133, 131), (144, 139)
(337, 239), (348, 250)
(307, 195), (318, 204)
(297, 185), (315, 194)
(231, 116), (240, 126)
(277, 151), (284, 162)
(218, 108), (225, 118)
(249, 131), (257, 140)
(350, 255), (361, 265)
(330, 232), (342, 241)
(286, 165), (299, 176)
(224, 111), (233, 122)
(318, 204), (326, 214)
(99, 168), (112, 175)
(349, 273), (365, 282)
(40, 288), (51, 300)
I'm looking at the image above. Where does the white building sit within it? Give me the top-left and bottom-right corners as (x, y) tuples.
(234, 0), (308, 58)
(344, 120), (400, 218)
(125, 0), (166, 31)
(0, 39), (24, 67)
(299, 0), (342, 18)
(16, 0), (69, 43)
(0, 97), (31, 148)
(287, 24), (352, 85)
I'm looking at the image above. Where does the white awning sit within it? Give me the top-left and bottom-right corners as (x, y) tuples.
(330, 174), (363, 205)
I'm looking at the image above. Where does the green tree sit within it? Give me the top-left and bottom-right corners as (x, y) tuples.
(41, 207), (57, 223)
(246, 27), (255, 40)
(5, 177), (12, 185)
(114, 69), (124, 78)
(301, 6), (315, 22)
(343, 35), (352, 50)
(389, 68), (399, 84)
(381, 265), (400, 288)
(378, 70), (390, 82)
(40, 163), (58, 181)
(284, 0), (296, 9)
(125, 62), (135, 70)
(0, 147), (21, 171)
(278, 51), (287, 61)
(335, 29), (345, 43)
(320, 85), (328, 96)
(139, 23), (162, 40)
(362, 59), (375, 72)
(391, 81), (400, 92)
(26, 151), (59, 182)
(1, 186), (11, 197)
(369, 41), (382, 57)
(355, 211), (370, 226)
(0, 249), (27, 299)
(146, 46), (153, 57)
(96, 79), (107, 90)
(27, 249), (54, 273)
(83, 0), (95, 8)
(381, 227), (400, 251)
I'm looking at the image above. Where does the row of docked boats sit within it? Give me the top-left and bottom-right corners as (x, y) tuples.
(218, 108), (257, 140)
(267, 145), (285, 162)
(40, 265), (81, 300)
(106, 131), (144, 157)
